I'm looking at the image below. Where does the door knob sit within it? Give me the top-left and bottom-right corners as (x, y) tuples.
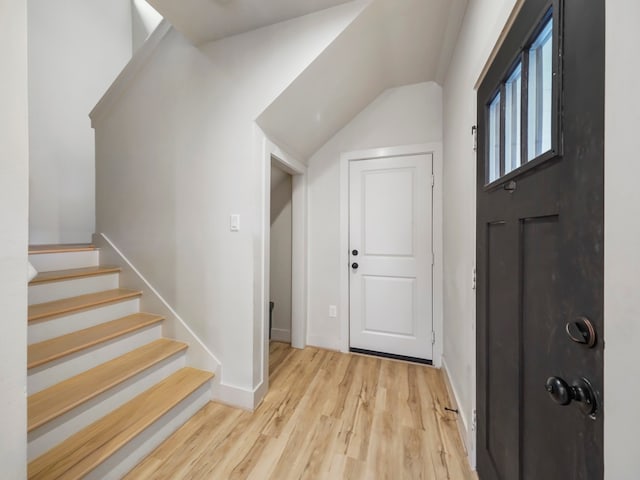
(351, 262), (359, 269)
(545, 376), (598, 418)
(352, 249), (359, 256)
(566, 316), (597, 348)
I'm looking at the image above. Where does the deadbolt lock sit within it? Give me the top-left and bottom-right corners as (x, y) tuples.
(565, 316), (597, 348)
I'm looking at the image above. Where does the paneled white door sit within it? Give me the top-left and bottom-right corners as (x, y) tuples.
(349, 154), (433, 360)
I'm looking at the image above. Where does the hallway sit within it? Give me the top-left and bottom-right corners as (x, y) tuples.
(125, 343), (475, 479)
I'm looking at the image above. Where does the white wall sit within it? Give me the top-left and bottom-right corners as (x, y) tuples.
(132, 0), (162, 52)
(270, 166), (293, 343)
(93, 2), (366, 404)
(257, 0), (467, 160)
(306, 82), (442, 350)
(604, 2), (640, 478)
(441, 0), (517, 462)
(0, 0), (29, 476)
(28, 0), (132, 244)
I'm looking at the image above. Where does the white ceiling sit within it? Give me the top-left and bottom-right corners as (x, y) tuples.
(147, 0), (354, 44)
(257, 0), (468, 160)
(147, 0), (467, 160)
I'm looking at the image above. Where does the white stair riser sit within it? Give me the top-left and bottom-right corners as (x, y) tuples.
(28, 324), (162, 394)
(29, 250), (99, 272)
(27, 353), (187, 461)
(29, 273), (120, 305)
(28, 298), (140, 344)
(86, 382), (212, 480)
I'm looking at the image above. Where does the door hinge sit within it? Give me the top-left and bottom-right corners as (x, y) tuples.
(431, 252), (435, 266)
(431, 331), (436, 345)
(471, 125), (478, 152)
(431, 173), (435, 188)
(472, 409), (477, 431)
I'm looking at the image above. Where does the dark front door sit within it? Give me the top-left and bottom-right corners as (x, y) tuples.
(476, 0), (604, 479)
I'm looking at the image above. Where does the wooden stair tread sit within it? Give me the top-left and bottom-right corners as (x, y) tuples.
(28, 313), (165, 369)
(29, 244), (96, 255)
(28, 367), (214, 480)
(28, 338), (188, 432)
(30, 266), (121, 285)
(28, 289), (142, 323)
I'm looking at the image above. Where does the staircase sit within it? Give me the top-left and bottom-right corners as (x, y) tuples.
(26, 244), (214, 479)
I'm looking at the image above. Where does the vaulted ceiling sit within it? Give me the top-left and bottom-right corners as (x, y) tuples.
(257, 0), (467, 159)
(146, 0), (467, 160)
(146, 0), (354, 44)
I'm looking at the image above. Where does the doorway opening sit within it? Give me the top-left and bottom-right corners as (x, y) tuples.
(260, 140), (308, 393)
(269, 162), (293, 347)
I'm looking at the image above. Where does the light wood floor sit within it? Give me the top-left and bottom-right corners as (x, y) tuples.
(125, 343), (476, 479)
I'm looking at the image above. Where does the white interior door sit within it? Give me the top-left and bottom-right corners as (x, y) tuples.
(349, 154), (433, 360)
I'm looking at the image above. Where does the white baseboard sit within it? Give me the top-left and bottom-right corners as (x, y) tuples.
(307, 334), (342, 352)
(441, 357), (476, 470)
(270, 328), (291, 343)
(213, 380), (267, 411)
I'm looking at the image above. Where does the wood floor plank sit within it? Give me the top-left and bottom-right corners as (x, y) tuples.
(28, 338), (187, 432)
(126, 343), (477, 480)
(28, 367), (213, 480)
(30, 266), (120, 285)
(28, 313), (164, 369)
(342, 355), (380, 461)
(298, 414), (340, 479)
(325, 454), (368, 480)
(260, 348), (328, 439)
(28, 289), (142, 323)
(227, 432), (271, 479)
(123, 402), (244, 479)
(268, 341), (294, 375)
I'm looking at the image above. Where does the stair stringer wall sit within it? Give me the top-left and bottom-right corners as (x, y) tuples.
(94, 234), (220, 380)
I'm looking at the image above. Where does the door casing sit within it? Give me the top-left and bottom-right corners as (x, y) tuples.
(339, 143), (444, 367)
(260, 135), (308, 405)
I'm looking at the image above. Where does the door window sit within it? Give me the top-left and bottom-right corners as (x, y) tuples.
(527, 17), (554, 160)
(505, 63), (522, 173)
(484, 6), (561, 187)
(488, 93), (501, 182)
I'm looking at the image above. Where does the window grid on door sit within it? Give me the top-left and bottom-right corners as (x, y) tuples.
(484, 3), (562, 187)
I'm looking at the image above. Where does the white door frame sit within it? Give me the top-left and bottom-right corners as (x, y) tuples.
(257, 133), (308, 406)
(261, 136), (308, 367)
(339, 143), (443, 367)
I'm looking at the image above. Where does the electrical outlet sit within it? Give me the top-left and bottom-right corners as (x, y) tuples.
(329, 305), (337, 318)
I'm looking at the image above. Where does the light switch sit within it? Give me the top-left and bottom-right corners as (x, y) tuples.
(230, 214), (240, 232)
(329, 305), (337, 318)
